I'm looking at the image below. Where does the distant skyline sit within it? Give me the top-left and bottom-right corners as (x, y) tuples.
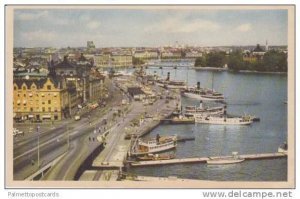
(14, 8), (288, 48)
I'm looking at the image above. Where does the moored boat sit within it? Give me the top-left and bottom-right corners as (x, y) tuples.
(207, 157), (245, 165)
(182, 82), (224, 101)
(195, 115), (253, 125)
(184, 101), (224, 117)
(130, 134), (177, 156)
(137, 153), (175, 161)
(207, 152), (245, 165)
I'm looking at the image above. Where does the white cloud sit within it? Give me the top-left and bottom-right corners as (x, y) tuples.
(86, 21), (101, 29)
(21, 30), (58, 42)
(235, 23), (252, 32)
(145, 15), (220, 33)
(16, 11), (49, 21)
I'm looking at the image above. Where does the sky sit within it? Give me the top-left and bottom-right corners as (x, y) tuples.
(13, 8), (288, 48)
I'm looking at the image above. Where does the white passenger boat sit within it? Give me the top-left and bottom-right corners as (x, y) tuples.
(207, 152), (245, 165)
(166, 80), (187, 89)
(195, 115), (253, 125)
(184, 101), (224, 117)
(156, 79), (186, 89)
(130, 135), (177, 156)
(207, 157), (245, 165)
(183, 87), (224, 101)
(156, 79), (167, 87)
(155, 72), (186, 89)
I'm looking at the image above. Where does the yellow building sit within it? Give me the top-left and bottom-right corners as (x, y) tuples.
(13, 77), (69, 121)
(94, 54), (110, 67)
(111, 53), (133, 67)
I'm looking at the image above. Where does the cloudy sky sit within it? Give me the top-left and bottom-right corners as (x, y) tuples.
(14, 8), (288, 47)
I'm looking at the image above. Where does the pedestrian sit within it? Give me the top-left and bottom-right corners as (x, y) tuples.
(89, 137), (91, 141)
(93, 137), (95, 142)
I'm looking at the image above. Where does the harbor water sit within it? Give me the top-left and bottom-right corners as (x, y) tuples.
(128, 63), (288, 181)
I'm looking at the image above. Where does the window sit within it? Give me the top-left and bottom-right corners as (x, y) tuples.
(24, 94), (26, 97)
(42, 101), (45, 105)
(42, 107), (45, 112)
(47, 85), (51, 90)
(23, 86), (26, 90)
(48, 100), (51, 104)
(30, 108), (33, 112)
(14, 86), (17, 91)
(48, 107), (51, 112)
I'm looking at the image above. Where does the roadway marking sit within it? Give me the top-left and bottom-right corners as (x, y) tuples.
(14, 124), (93, 161)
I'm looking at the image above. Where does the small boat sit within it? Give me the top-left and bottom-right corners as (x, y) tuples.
(130, 134), (177, 156)
(137, 153), (175, 161)
(278, 142), (288, 153)
(207, 152), (245, 165)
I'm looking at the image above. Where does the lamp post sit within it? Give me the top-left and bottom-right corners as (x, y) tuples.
(67, 124), (70, 151)
(37, 125), (40, 168)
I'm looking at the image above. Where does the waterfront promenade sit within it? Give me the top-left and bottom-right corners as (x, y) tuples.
(90, 90), (179, 181)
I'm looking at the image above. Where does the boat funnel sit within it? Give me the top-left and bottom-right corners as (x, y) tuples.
(199, 100), (203, 109)
(197, 82), (200, 89)
(166, 72), (170, 81)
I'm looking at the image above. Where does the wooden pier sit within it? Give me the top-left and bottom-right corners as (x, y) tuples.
(130, 152), (287, 167)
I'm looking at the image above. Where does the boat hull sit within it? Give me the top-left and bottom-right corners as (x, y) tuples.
(131, 136), (178, 156)
(195, 116), (253, 125)
(131, 144), (177, 156)
(183, 92), (224, 101)
(207, 158), (245, 165)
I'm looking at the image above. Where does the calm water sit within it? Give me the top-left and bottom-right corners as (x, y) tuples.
(128, 64), (288, 181)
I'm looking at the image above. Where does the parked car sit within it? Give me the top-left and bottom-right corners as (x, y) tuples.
(13, 128), (24, 137)
(74, 115), (81, 121)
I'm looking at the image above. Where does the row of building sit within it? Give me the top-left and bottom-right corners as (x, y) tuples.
(13, 54), (106, 122)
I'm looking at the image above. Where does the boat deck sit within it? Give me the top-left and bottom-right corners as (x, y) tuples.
(130, 152), (287, 167)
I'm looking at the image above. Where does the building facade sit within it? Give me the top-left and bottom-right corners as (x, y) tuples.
(13, 77), (69, 121)
(111, 53), (133, 67)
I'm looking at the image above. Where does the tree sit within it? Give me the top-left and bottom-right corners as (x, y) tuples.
(194, 56), (206, 67)
(206, 52), (226, 68)
(227, 51), (244, 71)
(262, 50), (287, 72)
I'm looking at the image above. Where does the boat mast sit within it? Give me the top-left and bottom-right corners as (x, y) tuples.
(212, 72), (214, 91)
(186, 66), (189, 86)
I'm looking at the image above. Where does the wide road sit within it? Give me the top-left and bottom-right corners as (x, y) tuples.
(13, 78), (125, 180)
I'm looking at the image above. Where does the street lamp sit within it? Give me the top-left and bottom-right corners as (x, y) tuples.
(67, 123), (70, 151)
(36, 125), (40, 168)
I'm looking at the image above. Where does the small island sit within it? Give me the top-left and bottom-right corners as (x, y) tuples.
(194, 44), (287, 73)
